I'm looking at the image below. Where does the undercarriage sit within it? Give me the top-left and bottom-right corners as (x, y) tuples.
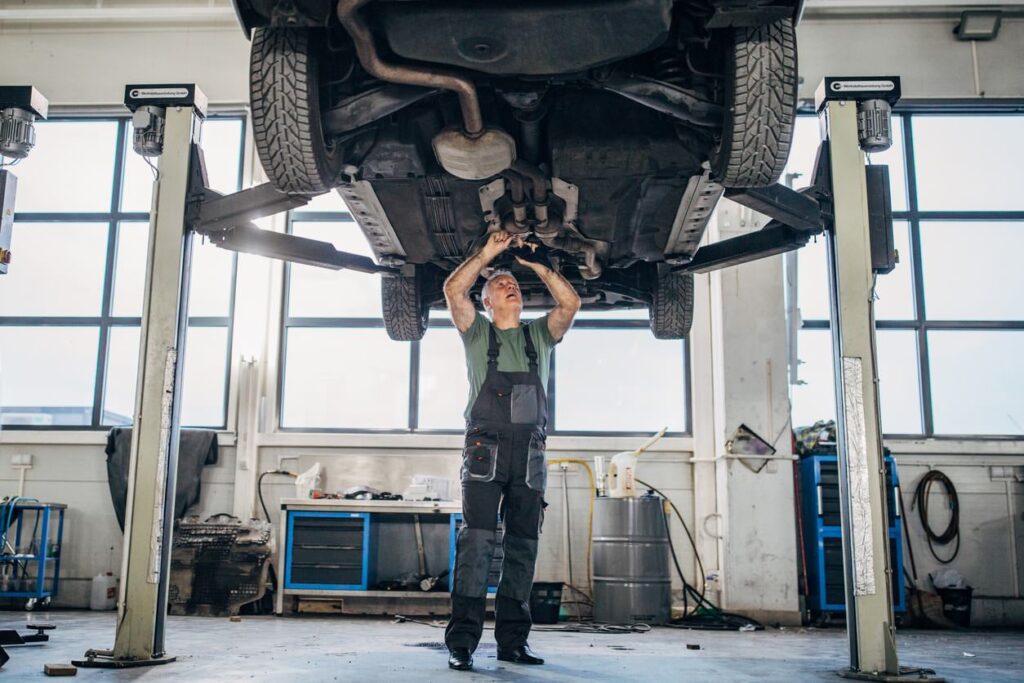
(235, 0), (801, 338)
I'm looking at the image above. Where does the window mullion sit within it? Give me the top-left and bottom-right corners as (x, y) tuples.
(902, 115), (934, 436)
(92, 119), (130, 426)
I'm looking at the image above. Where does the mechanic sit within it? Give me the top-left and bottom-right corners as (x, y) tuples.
(442, 231), (581, 671)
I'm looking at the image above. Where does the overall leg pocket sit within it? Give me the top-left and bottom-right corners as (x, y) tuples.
(462, 433), (498, 483)
(526, 434), (547, 491)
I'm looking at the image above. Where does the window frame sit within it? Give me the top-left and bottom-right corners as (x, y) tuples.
(1, 115), (244, 430)
(278, 209), (692, 437)
(796, 105), (1024, 439)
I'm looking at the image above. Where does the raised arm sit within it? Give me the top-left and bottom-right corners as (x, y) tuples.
(514, 256), (581, 342)
(444, 231), (514, 333)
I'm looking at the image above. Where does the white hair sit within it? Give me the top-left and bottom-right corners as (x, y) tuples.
(482, 269), (516, 311)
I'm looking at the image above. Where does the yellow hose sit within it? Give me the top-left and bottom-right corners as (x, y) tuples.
(547, 458), (596, 600)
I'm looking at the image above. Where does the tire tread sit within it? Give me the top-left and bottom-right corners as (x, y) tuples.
(713, 19), (798, 188)
(250, 27), (337, 194)
(650, 272), (695, 339)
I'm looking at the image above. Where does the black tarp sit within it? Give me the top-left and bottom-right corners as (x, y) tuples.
(105, 428), (219, 532)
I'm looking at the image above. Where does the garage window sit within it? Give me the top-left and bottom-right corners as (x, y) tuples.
(789, 111), (1024, 437)
(279, 197), (690, 435)
(0, 117), (244, 428)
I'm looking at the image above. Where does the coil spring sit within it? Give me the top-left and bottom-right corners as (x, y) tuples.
(653, 50), (688, 86)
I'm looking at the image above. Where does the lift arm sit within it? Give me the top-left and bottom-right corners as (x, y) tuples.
(184, 144), (390, 274)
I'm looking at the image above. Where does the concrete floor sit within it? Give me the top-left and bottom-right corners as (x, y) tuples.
(0, 611), (1021, 681)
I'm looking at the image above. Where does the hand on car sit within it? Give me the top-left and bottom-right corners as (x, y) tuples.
(481, 231), (527, 261)
(514, 254), (550, 275)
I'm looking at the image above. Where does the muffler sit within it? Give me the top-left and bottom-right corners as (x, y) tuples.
(337, 0), (515, 180)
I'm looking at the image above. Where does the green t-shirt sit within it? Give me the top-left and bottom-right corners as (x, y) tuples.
(461, 312), (557, 420)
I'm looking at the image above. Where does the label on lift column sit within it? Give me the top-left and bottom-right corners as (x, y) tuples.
(829, 80), (896, 93)
(124, 84), (207, 116)
(815, 76), (902, 111)
(129, 87), (190, 99)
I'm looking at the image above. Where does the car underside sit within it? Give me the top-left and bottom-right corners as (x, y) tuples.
(233, 0), (801, 340)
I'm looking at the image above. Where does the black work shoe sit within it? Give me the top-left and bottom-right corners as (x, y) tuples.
(497, 644), (544, 665)
(448, 648), (473, 671)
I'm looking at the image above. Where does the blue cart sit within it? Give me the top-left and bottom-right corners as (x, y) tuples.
(0, 501), (66, 610)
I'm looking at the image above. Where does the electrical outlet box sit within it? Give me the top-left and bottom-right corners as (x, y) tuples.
(548, 462), (578, 473)
(11, 453), (32, 467)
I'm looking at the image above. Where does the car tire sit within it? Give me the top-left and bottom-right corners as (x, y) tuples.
(250, 27), (342, 194)
(382, 271), (430, 342)
(712, 18), (798, 188)
(649, 271), (694, 340)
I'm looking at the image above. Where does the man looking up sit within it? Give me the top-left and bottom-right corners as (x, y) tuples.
(442, 231), (580, 671)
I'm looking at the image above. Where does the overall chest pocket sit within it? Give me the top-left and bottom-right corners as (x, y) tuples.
(462, 434), (498, 482)
(511, 384), (540, 424)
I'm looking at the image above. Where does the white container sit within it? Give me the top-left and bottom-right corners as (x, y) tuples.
(606, 428), (668, 498)
(607, 451), (639, 498)
(89, 572), (118, 610)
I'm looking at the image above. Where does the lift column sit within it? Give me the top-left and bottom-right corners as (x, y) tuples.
(78, 85), (206, 668)
(817, 77), (921, 680)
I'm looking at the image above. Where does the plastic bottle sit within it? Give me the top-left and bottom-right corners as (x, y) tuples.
(89, 572), (118, 610)
(606, 428), (668, 498)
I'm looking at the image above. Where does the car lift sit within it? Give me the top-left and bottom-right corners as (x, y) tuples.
(76, 78), (939, 680)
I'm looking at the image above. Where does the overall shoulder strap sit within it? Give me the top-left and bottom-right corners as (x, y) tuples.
(522, 323), (538, 372)
(486, 324), (500, 367)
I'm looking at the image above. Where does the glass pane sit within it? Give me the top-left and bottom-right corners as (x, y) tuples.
(784, 115), (907, 210)
(282, 328), (410, 429)
(0, 222), (108, 316)
(866, 116), (908, 212)
(110, 226), (233, 318)
(914, 116), (1024, 211)
(791, 328), (836, 428)
(874, 221), (915, 321)
(198, 118), (244, 195)
(304, 190), (349, 213)
(0, 326), (99, 426)
(287, 221), (381, 318)
(120, 123), (158, 212)
(921, 221), (1024, 321)
(876, 330), (922, 434)
(102, 326), (141, 425)
(574, 308), (646, 320)
(188, 235), (234, 318)
(797, 235), (830, 321)
(782, 115), (823, 190)
(10, 120), (118, 213)
(929, 330), (1024, 436)
(418, 326), (469, 429)
(554, 330), (686, 432)
(111, 221), (149, 317)
(180, 326), (230, 428)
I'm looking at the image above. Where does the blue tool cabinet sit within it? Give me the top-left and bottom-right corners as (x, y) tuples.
(799, 454), (905, 614)
(284, 511), (373, 590)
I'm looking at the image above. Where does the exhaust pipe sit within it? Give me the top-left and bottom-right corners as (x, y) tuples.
(336, 0), (482, 136)
(337, 0), (516, 181)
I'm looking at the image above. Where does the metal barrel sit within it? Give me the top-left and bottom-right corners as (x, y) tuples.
(592, 495), (671, 624)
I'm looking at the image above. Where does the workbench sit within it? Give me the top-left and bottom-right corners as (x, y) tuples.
(276, 499), (494, 616)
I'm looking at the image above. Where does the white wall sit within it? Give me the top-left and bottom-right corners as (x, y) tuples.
(798, 16), (1024, 101)
(0, 435), (235, 607)
(0, 8), (1021, 622)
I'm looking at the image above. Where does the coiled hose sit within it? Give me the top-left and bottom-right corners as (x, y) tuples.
(913, 470), (960, 564)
